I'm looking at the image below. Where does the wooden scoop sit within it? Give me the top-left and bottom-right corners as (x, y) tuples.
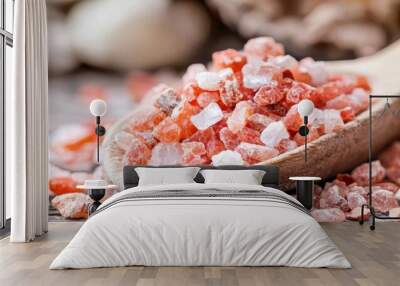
(266, 40), (400, 188)
(103, 41), (400, 190)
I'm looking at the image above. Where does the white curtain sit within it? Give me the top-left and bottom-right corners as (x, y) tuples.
(7, 0), (48, 242)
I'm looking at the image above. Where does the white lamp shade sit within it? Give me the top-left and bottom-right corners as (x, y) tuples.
(90, 99), (107, 117)
(298, 99), (315, 117)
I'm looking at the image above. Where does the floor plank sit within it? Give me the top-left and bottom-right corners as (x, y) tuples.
(0, 222), (399, 286)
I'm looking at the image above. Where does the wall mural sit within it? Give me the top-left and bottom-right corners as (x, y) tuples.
(47, 0), (400, 222)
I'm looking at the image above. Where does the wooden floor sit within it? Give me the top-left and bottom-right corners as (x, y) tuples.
(0, 222), (399, 286)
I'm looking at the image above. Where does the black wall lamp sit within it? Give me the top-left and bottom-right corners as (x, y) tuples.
(89, 99), (107, 163)
(297, 99), (315, 162)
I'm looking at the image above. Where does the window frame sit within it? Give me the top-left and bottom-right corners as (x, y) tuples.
(0, 0), (14, 230)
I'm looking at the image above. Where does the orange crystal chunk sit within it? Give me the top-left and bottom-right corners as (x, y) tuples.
(212, 49), (247, 72)
(123, 139), (152, 165)
(153, 117), (182, 143)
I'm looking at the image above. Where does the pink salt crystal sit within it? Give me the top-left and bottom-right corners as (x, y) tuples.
(347, 192), (367, 210)
(308, 108), (324, 130)
(330, 179), (350, 198)
(212, 150), (244, 166)
(346, 207), (370, 221)
(299, 57), (329, 86)
(218, 68), (243, 107)
(238, 127), (263, 145)
(311, 208), (346, 223)
(181, 142), (207, 165)
(185, 128), (215, 145)
(180, 83), (199, 103)
(122, 139), (152, 165)
(182, 63), (207, 85)
(321, 109), (344, 133)
(372, 189), (399, 213)
(196, 91), (220, 108)
(253, 85), (284, 105)
(219, 127), (240, 150)
(247, 113), (275, 132)
(326, 94), (352, 110)
(260, 121), (289, 148)
(304, 107), (325, 126)
(206, 138), (225, 159)
(51, 193), (92, 219)
(257, 103), (288, 117)
(389, 207), (400, 217)
(214, 111), (229, 133)
(348, 185), (368, 199)
(153, 117), (182, 143)
(130, 106), (166, 132)
(351, 161), (386, 186)
(195, 71), (221, 91)
(286, 82), (315, 105)
(154, 87), (179, 114)
(244, 37), (284, 60)
(373, 182), (399, 193)
(242, 59), (279, 90)
(268, 55), (298, 70)
(171, 100), (200, 140)
(235, 142), (279, 164)
(283, 104), (303, 132)
(135, 132), (157, 148)
(320, 185), (348, 211)
(325, 88), (368, 116)
(149, 143), (183, 165)
(347, 88), (369, 114)
(276, 139), (298, 154)
(212, 49), (247, 72)
(190, 102), (223, 131)
(227, 101), (254, 133)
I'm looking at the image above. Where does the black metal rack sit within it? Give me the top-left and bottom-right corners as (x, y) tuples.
(360, 95), (400, 230)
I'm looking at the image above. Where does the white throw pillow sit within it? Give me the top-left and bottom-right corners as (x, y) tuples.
(135, 167), (200, 186)
(200, 169), (266, 185)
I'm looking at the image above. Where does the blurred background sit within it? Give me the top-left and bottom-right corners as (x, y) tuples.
(48, 0), (400, 128)
(47, 0), (400, 219)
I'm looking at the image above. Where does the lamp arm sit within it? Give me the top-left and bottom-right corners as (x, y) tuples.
(94, 116), (106, 163)
(96, 117), (100, 163)
(305, 129), (307, 163)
